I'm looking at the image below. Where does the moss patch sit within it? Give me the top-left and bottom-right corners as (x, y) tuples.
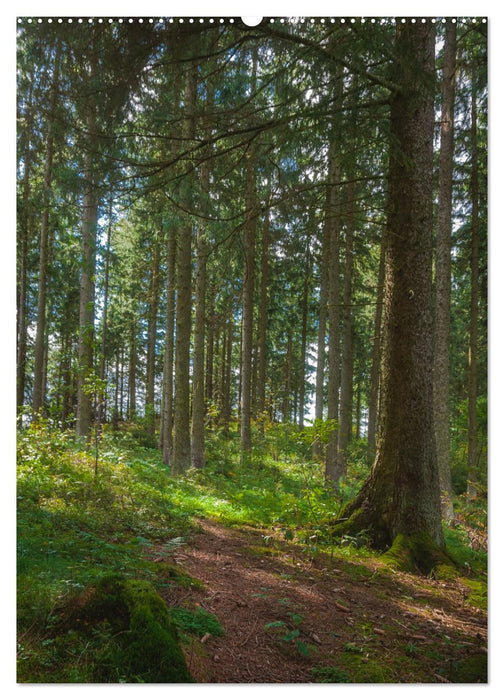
(462, 578), (487, 611)
(382, 533), (457, 577)
(444, 652), (487, 683)
(58, 575), (193, 683)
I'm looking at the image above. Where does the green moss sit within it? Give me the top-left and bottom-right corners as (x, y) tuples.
(62, 575), (193, 683)
(462, 578), (487, 610)
(339, 652), (395, 682)
(445, 652), (487, 683)
(155, 562), (204, 589)
(382, 533), (457, 577)
(170, 606), (224, 638)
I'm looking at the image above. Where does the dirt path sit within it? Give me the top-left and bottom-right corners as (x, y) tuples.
(160, 520), (487, 683)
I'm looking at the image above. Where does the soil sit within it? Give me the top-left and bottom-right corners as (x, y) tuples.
(159, 519), (487, 684)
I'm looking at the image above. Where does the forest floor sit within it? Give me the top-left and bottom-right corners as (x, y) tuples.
(157, 519), (488, 684)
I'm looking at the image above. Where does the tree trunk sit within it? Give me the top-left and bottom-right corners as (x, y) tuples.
(298, 260), (309, 429)
(76, 47), (99, 438)
(128, 322), (137, 421)
(257, 209), (270, 418)
(467, 63), (480, 499)
(17, 83), (34, 411)
(313, 202), (330, 459)
(333, 23), (445, 568)
(33, 42), (60, 416)
(97, 196), (113, 433)
(433, 22), (457, 519)
(161, 226), (177, 463)
(172, 59), (197, 475)
(145, 236), (161, 437)
(191, 220), (208, 469)
(336, 178), (355, 482)
(240, 47), (258, 461)
(367, 234), (386, 454)
(324, 131), (342, 482)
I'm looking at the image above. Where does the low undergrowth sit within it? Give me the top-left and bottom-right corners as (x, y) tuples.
(17, 417), (487, 682)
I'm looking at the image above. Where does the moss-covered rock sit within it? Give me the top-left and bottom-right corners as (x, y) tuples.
(62, 574), (193, 682)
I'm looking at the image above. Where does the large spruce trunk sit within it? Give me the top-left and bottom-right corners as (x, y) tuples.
(333, 22), (444, 565)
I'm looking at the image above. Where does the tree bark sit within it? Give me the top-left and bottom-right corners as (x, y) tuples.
(33, 42), (60, 416)
(76, 45), (99, 438)
(172, 58), (197, 475)
(161, 225), (177, 463)
(333, 22), (444, 564)
(298, 259), (309, 429)
(17, 82), (34, 411)
(367, 234), (386, 455)
(324, 132), (342, 482)
(257, 210), (270, 418)
(128, 322), (137, 421)
(433, 23), (457, 519)
(336, 178), (355, 482)
(145, 236), (161, 437)
(467, 62), (480, 499)
(240, 47), (258, 461)
(313, 202), (330, 459)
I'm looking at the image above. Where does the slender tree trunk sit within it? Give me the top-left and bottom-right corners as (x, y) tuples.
(222, 311), (233, 428)
(161, 226), (177, 463)
(172, 60), (197, 475)
(160, 66), (181, 459)
(433, 23), (457, 519)
(33, 43), (60, 416)
(283, 331), (292, 422)
(191, 76), (214, 469)
(367, 234), (386, 454)
(76, 48), (99, 438)
(240, 47), (258, 461)
(128, 322), (137, 421)
(240, 155), (257, 456)
(325, 131), (342, 483)
(334, 23), (444, 562)
(205, 283), (216, 411)
(145, 237), (161, 436)
(313, 206), (330, 459)
(97, 196), (113, 433)
(257, 209), (270, 418)
(336, 178), (355, 482)
(192, 218), (209, 469)
(355, 378), (361, 439)
(17, 85), (33, 411)
(467, 64), (480, 499)
(298, 262), (309, 429)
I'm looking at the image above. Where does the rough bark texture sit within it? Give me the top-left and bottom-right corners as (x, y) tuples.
(367, 235), (386, 455)
(191, 226), (208, 469)
(240, 47), (258, 460)
(33, 43), (60, 416)
(336, 179), (355, 481)
(172, 60), (197, 475)
(467, 65), (480, 499)
(145, 238), (161, 437)
(161, 227), (176, 464)
(333, 22), (444, 562)
(257, 210), (270, 418)
(433, 23), (457, 520)
(128, 323), (137, 421)
(17, 83), (34, 411)
(298, 264), (309, 429)
(76, 61), (98, 438)
(324, 133), (342, 482)
(313, 205), (330, 459)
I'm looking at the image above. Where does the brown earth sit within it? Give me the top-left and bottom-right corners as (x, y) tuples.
(158, 519), (488, 683)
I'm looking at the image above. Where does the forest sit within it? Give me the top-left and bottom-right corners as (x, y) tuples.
(16, 16), (487, 684)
